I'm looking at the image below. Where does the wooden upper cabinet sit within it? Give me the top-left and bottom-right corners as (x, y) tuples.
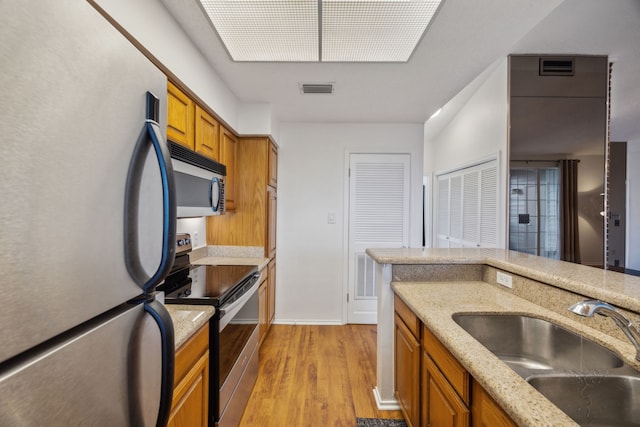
(267, 186), (277, 258)
(206, 137), (277, 258)
(194, 104), (220, 162)
(268, 142), (278, 188)
(167, 81), (194, 150)
(219, 126), (237, 211)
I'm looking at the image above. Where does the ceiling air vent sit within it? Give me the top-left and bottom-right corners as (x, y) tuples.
(300, 83), (334, 94)
(539, 58), (575, 76)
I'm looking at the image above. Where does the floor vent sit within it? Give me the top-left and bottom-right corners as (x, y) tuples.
(539, 58), (575, 76)
(300, 83), (334, 94)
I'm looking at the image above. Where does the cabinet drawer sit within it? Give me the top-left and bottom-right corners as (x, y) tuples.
(423, 324), (470, 405)
(394, 294), (420, 338)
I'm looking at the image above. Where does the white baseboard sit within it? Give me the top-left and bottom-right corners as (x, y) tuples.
(373, 387), (401, 411)
(272, 319), (344, 326)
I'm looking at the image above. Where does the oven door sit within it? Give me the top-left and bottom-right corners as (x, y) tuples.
(217, 280), (259, 425)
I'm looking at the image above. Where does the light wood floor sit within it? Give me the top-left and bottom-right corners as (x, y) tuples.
(239, 324), (404, 427)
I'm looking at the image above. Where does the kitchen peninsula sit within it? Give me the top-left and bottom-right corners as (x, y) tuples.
(367, 247), (640, 426)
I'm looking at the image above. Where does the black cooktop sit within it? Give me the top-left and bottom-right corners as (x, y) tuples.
(162, 264), (258, 306)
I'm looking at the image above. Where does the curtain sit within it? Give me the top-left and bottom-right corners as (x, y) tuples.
(560, 159), (581, 263)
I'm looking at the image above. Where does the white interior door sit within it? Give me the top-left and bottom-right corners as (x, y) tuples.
(347, 153), (410, 324)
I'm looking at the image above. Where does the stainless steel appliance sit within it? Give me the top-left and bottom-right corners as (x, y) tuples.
(170, 141), (227, 217)
(0, 1), (176, 425)
(159, 242), (261, 427)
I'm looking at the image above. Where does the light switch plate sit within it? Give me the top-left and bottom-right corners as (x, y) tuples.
(328, 212), (336, 224)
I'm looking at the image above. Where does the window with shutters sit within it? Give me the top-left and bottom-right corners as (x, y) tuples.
(435, 159), (499, 248)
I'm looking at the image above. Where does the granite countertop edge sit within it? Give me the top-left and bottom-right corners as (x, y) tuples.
(165, 304), (215, 349)
(367, 247), (640, 313)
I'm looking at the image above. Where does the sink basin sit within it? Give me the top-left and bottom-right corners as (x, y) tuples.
(452, 314), (623, 375)
(527, 375), (640, 426)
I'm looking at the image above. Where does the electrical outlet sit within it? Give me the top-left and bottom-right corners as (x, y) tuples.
(496, 271), (513, 288)
(192, 232), (199, 248)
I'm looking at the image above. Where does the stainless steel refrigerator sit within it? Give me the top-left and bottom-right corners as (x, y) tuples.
(0, 1), (177, 425)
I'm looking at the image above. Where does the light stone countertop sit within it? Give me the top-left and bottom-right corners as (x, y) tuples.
(367, 247), (640, 313)
(190, 245), (269, 270)
(191, 256), (269, 271)
(165, 304), (215, 349)
(391, 281), (640, 427)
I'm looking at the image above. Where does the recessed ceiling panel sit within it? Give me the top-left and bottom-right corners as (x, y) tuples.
(199, 0), (319, 61)
(322, 0), (442, 62)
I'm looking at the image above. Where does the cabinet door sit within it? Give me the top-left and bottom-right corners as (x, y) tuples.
(258, 276), (268, 346)
(167, 81), (194, 150)
(394, 313), (420, 427)
(168, 351), (209, 427)
(423, 354), (469, 427)
(268, 142), (278, 188)
(220, 126), (237, 211)
(194, 104), (219, 161)
(267, 259), (276, 323)
(169, 324), (210, 427)
(471, 381), (517, 427)
(267, 187), (277, 258)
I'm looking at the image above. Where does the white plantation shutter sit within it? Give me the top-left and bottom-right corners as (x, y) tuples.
(463, 171), (479, 244)
(437, 177), (449, 236)
(435, 159), (499, 248)
(480, 165), (498, 246)
(450, 176), (462, 240)
(353, 162), (406, 243)
(348, 154), (410, 322)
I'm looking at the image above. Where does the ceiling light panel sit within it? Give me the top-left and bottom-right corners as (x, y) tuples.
(322, 0), (440, 62)
(322, 0), (441, 62)
(199, 0), (319, 61)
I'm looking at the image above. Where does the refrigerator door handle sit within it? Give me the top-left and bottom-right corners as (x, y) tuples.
(124, 92), (177, 292)
(145, 298), (175, 427)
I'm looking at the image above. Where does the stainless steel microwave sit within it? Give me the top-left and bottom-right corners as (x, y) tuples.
(169, 141), (226, 217)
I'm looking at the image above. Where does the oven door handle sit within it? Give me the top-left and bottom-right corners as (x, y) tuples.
(218, 281), (259, 331)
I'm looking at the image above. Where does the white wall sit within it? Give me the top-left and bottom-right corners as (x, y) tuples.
(177, 217), (207, 249)
(276, 123), (424, 324)
(424, 59), (509, 247)
(92, 0), (274, 136)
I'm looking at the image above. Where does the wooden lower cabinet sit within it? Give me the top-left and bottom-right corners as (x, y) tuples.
(259, 260), (277, 347)
(423, 354), (469, 427)
(471, 381), (517, 427)
(394, 295), (517, 427)
(395, 313), (421, 427)
(267, 259), (276, 324)
(168, 323), (209, 427)
(258, 272), (268, 346)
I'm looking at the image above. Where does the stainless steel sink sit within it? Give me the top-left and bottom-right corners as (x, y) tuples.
(452, 314), (623, 376)
(453, 313), (640, 426)
(527, 375), (640, 426)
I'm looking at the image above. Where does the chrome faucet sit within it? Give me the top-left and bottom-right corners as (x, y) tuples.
(569, 299), (640, 361)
